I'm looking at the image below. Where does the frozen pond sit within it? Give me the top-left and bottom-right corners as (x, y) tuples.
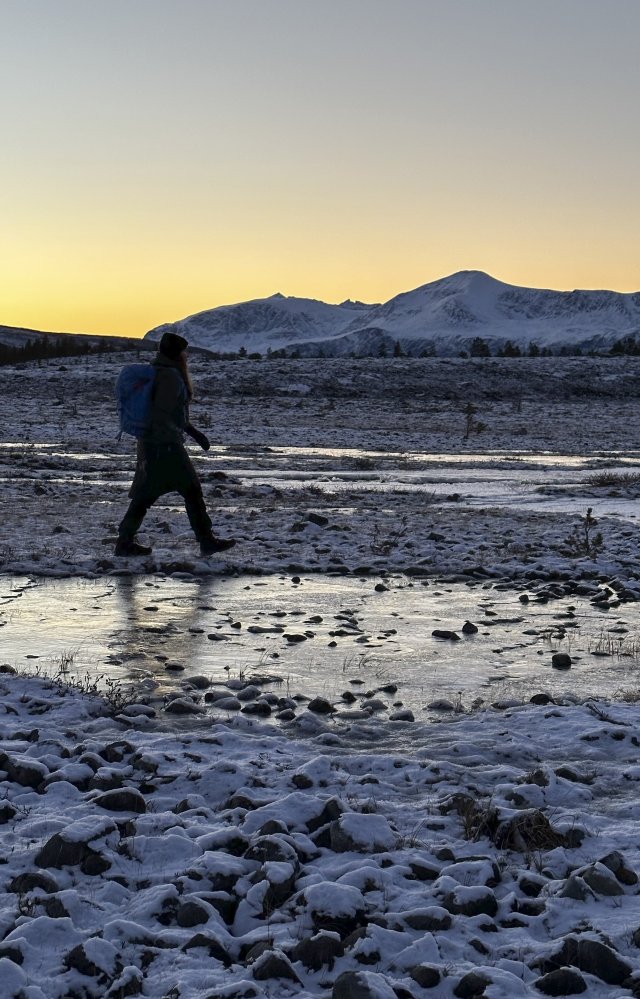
(3, 440), (640, 519)
(3, 574), (640, 727)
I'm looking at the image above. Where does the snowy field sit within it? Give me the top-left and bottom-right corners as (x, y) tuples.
(2, 353), (640, 997)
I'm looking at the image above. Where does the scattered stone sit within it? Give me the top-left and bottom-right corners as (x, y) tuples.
(535, 967), (587, 996)
(580, 862), (624, 896)
(177, 899), (210, 927)
(410, 964), (441, 988)
(164, 698), (204, 715)
(432, 630), (461, 641)
(290, 931), (344, 971)
(252, 949), (301, 983)
(442, 886), (498, 918)
(374, 584), (388, 593)
(454, 970), (492, 997)
(403, 907), (452, 931)
(538, 936), (632, 985)
(330, 813), (398, 853)
(462, 621), (479, 634)
(35, 832), (110, 873)
(332, 970), (396, 999)
(551, 653), (572, 669)
(8, 871), (59, 895)
(95, 789), (146, 813)
(600, 850), (639, 885)
(308, 697), (334, 714)
(182, 932), (231, 965)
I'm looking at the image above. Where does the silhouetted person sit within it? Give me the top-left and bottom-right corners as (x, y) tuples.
(115, 332), (236, 557)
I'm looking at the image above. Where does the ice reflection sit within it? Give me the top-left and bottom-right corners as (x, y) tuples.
(2, 575), (640, 722)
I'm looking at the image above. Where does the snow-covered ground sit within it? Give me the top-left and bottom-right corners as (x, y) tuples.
(2, 352), (640, 997)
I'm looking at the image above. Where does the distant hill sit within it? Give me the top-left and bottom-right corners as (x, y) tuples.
(145, 271), (640, 357)
(0, 325), (151, 363)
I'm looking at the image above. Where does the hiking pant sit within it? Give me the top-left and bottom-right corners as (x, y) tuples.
(118, 441), (213, 542)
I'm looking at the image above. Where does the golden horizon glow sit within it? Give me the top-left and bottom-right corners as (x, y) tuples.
(2, 0), (639, 338)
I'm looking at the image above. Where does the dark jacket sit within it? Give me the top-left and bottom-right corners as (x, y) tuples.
(144, 354), (189, 445)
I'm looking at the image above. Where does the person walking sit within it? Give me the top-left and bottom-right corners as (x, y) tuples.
(115, 331), (236, 557)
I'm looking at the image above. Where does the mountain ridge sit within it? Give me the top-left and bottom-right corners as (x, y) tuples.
(145, 271), (640, 357)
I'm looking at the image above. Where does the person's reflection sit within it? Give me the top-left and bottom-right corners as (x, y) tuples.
(109, 576), (221, 686)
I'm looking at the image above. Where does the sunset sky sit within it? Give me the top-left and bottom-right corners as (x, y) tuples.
(2, 0), (639, 337)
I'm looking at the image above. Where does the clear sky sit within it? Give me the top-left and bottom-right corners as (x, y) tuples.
(2, 0), (639, 336)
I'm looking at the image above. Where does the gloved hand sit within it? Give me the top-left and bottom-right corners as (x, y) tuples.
(191, 428), (210, 451)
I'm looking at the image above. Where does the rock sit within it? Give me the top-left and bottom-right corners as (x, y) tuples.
(44, 896), (69, 918)
(390, 709), (414, 722)
(330, 813), (398, 853)
(453, 971), (492, 997)
(408, 862), (440, 882)
(0, 802), (17, 824)
(65, 939), (122, 980)
(530, 693), (555, 705)
(403, 907), (452, 931)
(308, 512), (329, 527)
(308, 697), (334, 714)
(290, 931), (344, 971)
(538, 936), (632, 986)
(432, 629), (461, 641)
(0, 752), (48, 789)
(332, 970), (397, 999)
(600, 850), (639, 885)
(99, 741), (134, 763)
(0, 943), (25, 965)
(164, 698), (204, 715)
(252, 949), (301, 983)
(559, 875), (592, 901)
(284, 633), (307, 643)
(306, 881), (366, 937)
(551, 653), (572, 669)
(214, 696), (242, 711)
(95, 789), (146, 813)
(106, 965), (145, 998)
(35, 832), (109, 873)
(244, 836), (298, 864)
(241, 701), (272, 716)
(442, 886), (498, 918)
(462, 621), (479, 634)
(535, 967), (587, 995)
(187, 674), (211, 689)
(8, 871), (59, 895)
(580, 862), (624, 896)
(182, 932), (230, 965)
(177, 899), (210, 927)
(410, 964), (441, 988)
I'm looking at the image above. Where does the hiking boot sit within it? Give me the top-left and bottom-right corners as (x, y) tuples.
(200, 536), (236, 556)
(115, 537), (153, 556)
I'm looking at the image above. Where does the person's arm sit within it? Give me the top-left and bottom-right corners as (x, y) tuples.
(185, 423), (210, 450)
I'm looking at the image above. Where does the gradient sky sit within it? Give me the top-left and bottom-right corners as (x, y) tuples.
(2, 0), (639, 336)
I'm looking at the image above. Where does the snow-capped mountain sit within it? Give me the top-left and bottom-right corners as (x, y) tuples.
(147, 271), (640, 357)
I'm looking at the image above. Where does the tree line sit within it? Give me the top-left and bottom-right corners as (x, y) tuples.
(0, 335), (140, 366)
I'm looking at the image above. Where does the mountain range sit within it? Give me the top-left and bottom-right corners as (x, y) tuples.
(145, 271), (640, 357)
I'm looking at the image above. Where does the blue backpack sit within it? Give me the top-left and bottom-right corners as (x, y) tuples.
(116, 363), (156, 438)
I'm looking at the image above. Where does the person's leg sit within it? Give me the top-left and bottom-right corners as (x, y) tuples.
(181, 483), (213, 541)
(178, 482), (236, 554)
(116, 494), (157, 555)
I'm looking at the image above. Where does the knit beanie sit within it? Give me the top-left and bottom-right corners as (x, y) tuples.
(159, 331), (189, 359)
